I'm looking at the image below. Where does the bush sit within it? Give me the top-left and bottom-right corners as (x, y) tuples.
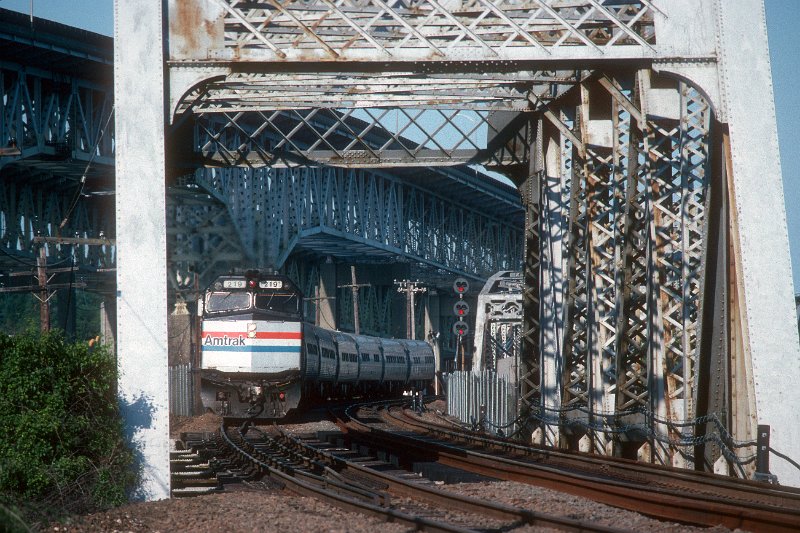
(0, 330), (135, 528)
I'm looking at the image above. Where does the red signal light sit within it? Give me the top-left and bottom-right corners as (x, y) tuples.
(278, 391), (286, 402)
(452, 320), (469, 336)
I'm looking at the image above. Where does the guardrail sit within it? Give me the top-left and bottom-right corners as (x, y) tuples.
(169, 363), (194, 417)
(445, 371), (517, 437)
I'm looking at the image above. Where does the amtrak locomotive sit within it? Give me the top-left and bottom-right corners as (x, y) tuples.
(199, 270), (435, 418)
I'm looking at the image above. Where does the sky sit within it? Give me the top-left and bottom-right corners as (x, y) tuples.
(3, 0), (800, 290)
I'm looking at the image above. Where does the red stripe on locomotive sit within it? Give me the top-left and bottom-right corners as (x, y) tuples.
(203, 331), (303, 339)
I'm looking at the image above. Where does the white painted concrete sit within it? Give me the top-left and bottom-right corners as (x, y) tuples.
(114, 0), (171, 500)
(717, 0), (800, 487)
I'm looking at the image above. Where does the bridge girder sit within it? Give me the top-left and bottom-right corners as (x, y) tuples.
(191, 165), (522, 277)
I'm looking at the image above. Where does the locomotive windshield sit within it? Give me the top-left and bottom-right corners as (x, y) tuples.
(254, 292), (300, 316)
(206, 292), (251, 313)
(203, 273), (303, 317)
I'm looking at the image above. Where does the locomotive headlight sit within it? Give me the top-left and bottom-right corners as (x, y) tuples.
(278, 391), (286, 402)
(250, 386), (263, 397)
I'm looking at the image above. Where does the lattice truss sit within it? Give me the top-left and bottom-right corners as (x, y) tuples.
(525, 70), (712, 465)
(192, 165), (522, 277)
(0, 61), (116, 279)
(173, 1), (660, 168)
(0, 174), (115, 271)
(167, 185), (249, 295)
(0, 56), (245, 296)
(201, 0), (657, 61)
(1, 63), (114, 164)
(284, 257), (319, 314)
(337, 283), (396, 337)
(473, 271), (523, 370)
(193, 105), (536, 169)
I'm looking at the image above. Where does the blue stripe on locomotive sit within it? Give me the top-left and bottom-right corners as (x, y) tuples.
(203, 345), (303, 353)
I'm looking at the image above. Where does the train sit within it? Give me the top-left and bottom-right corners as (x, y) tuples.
(199, 270), (435, 418)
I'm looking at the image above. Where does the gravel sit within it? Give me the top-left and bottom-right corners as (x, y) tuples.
(48, 408), (748, 533)
(53, 490), (410, 533)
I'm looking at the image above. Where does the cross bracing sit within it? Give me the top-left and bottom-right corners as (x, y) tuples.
(194, 106), (535, 169)
(0, 8), (523, 298)
(167, 1), (670, 169)
(172, 0), (659, 63)
(191, 164), (523, 278)
(473, 271), (524, 372)
(0, 46), (114, 171)
(0, 166), (115, 275)
(0, 17), (116, 280)
(525, 71), (715, 466)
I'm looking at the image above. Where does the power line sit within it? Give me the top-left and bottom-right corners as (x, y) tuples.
(60, 104), (115, 230)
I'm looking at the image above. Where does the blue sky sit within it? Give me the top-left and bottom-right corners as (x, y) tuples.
(3, 0), (800, 290)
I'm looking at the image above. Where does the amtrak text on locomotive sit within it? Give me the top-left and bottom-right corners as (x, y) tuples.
(204, 335), (246, 346)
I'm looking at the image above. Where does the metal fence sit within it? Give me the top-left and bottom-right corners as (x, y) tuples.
(445, 371), (518, 437)
(169, 363), (194, 417)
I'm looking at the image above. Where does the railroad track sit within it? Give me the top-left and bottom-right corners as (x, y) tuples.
(332, 400), (800, 533)
(171, 418), (628, 532)
(276, 426), (623, 532)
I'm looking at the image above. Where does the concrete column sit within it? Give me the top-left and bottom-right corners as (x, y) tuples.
(318, 261), (337, 330)
(716, 0), (800, 487)
(100, 297), (116, 355)
(424, 292), (441, 393)
(114, 0), (170, 500)
(168, 302), (191, 366)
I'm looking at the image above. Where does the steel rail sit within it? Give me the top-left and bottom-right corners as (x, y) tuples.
(280, 421), (626, 533)
(216, 422), (478, 533)
(335, 402), (800, 533)
(391, 405), (800, 510)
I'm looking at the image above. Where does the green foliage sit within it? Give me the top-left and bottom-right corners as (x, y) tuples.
(0, 289), (104, 339)
(72, 291), (104, 342)
(0, 503), (32, 533)
(0, 295), (39, 336)
(0, 330), (135, 526)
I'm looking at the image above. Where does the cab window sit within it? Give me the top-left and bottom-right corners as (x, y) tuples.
(254, 292), (300, 315)
(206, 292), (251, 312)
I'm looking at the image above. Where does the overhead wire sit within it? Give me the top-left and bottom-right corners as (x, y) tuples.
(0, 246), (37, 268)
(59, 104), (115, 231)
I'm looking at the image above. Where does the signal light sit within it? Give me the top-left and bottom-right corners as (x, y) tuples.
(278, 391), (286, 402)
(453, 301), (469, 317)
(453, 277), (469, 295)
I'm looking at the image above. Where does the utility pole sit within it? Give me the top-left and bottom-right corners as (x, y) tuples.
(36, 246), (50, 331)
(395, 279), (426, 339)
(32, 237), (114, 333)
(304, 286), (336, 328)
(0, 236), (114, 333)
(338, 265), (369, 335)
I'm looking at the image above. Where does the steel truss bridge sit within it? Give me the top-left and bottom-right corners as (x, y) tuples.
(0, 7), (522, 345)
(0, 13), (115, 288)
(111, 0), (800, 497)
